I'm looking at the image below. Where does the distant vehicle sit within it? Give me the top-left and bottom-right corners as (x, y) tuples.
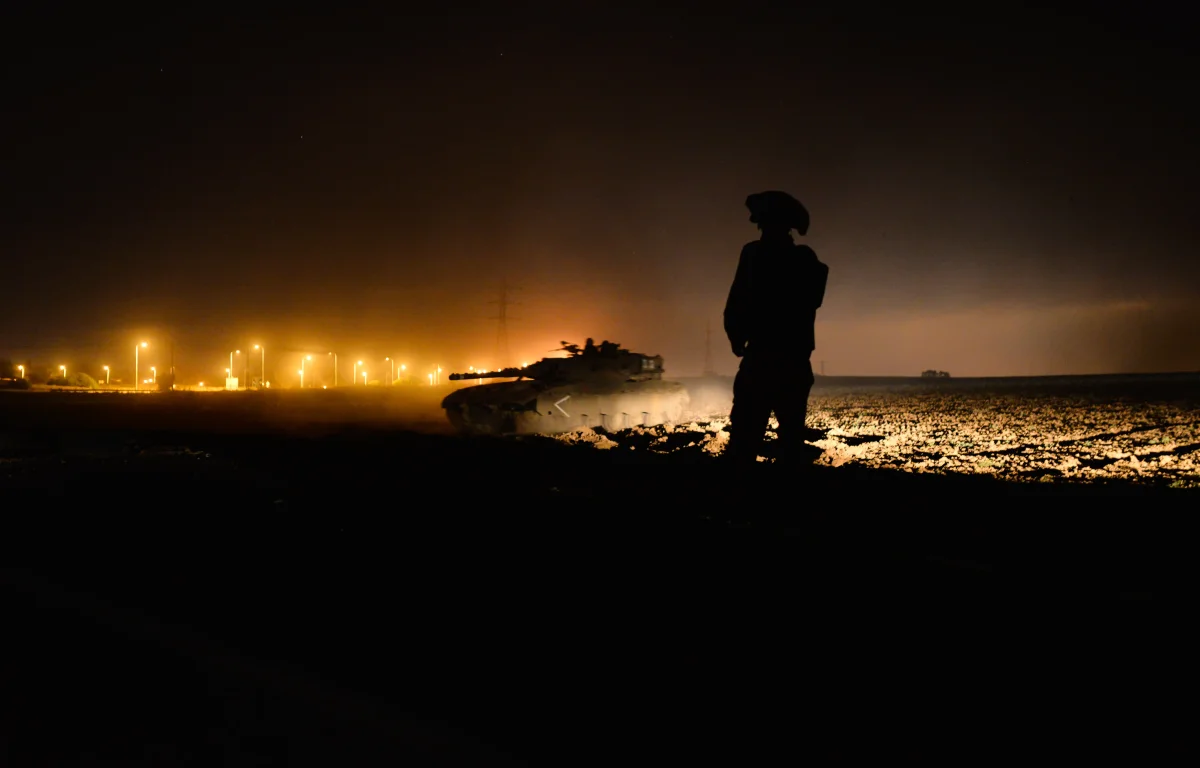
(921, 369), (951, 378)
(441, 339), (688, 435)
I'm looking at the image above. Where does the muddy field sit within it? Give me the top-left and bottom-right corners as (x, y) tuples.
(4, 378), (1196, 764)
(2, 373), (1199, 495)
(561, 373), (1200, 488)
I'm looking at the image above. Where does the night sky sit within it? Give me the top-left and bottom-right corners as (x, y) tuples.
(4, 4), (1197, 383)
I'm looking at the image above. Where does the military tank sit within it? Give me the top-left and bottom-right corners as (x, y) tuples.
(441, 339), (689, 435)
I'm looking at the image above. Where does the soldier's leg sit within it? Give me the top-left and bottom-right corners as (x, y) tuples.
(772, 358), (815, 461)
(726, 358), (772, 463)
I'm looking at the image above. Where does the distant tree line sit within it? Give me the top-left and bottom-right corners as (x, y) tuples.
(46, 372), (100, 388)
(0, 359), (30, 389)
(1, 359), (103, 388)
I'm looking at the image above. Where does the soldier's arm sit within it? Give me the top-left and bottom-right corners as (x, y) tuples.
(813, 259), (829, 310)
(723, 244), (754, 356)
(798, 245), (829, 310)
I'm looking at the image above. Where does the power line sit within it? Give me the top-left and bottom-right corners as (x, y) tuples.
(487, 279), (520, 368)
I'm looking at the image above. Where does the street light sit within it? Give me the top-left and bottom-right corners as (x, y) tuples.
(103, 366), (110, 385)
(354, 360), (362, 385)
(399, 363), (406, 384)
(151, 366), (157, 384)
(385, 357), (393, 385)
(230, 350), (240, 389)
(253, 345), (265, 388)
(300, 355), (312, 388)
(17, 364), (25, 379)
(59, 365), (66, 381)
(362, 371), (367, 385)
(135, 342), (147, 391)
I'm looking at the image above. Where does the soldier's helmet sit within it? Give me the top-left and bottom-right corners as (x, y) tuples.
(746, 191), (809, 235)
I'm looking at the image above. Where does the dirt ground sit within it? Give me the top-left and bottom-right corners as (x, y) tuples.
(1, 383), (1195, 763)
(612, 373), (1200, 487)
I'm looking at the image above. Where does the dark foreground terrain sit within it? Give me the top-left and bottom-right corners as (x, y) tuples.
(2, 389), (1196, 764)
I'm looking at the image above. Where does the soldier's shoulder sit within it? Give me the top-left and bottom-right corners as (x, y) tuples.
(796, 244), (828, 269)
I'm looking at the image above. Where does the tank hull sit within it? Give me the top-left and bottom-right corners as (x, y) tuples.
(442, 379), (689, 436)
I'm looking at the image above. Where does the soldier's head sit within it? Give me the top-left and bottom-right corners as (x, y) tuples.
(746, 191), (809, 237)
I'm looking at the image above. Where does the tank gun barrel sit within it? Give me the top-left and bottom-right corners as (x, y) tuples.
(448, 367), (526, 381)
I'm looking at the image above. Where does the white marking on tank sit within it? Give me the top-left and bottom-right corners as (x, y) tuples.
(554, 396), (571, 417)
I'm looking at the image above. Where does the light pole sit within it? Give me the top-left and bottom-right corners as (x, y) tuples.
(385, 357), (393, 385)
(362, 371), (367, 385)
(399, 363), (406, 384)
(354, 360), (362, 385)
(59, 365), (66, 381)
(103, 366), (110, 385)
(253, 345), (264, 387)
(151, 366), (157, 384)
(135, 342), (147, 391)
(299, 355), (312, 388)
(17, 364), (25, 379)
(230, 350), (240, 389)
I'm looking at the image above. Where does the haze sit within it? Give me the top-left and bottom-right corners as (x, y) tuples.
(4, 5), (1198, 382)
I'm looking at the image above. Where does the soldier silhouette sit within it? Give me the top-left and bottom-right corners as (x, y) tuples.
(723, 190), (828, 464)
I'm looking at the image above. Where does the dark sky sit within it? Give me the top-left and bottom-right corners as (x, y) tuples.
(4, 3), (1198, 382)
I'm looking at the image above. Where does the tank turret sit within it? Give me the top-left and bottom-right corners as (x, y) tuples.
(448, 340), (665, 385)
(441, 339), (687, 435)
